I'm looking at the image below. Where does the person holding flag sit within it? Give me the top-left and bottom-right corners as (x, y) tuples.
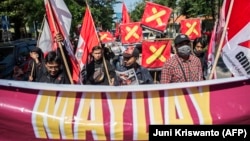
(84, 46), (116, 85)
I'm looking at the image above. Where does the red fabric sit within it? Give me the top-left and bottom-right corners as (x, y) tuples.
(141, 2), (172, 32)
(45, 0), (80, 84)
(120, 22), (143, 44)
(99, 31), (115, 43)
(180, 18), (201, 40)
(141, 40), (171, 68)
(122, 2), (131, 24)
(75, 6), (100, 70)
(44, 0), (58, 51)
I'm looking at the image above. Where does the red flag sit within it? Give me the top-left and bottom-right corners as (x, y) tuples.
(114, 22), (120, 39)
(221, 0), (250, 76)
(122, 2), (131, 24)
(141, 2), (172, 33)
(180, 18), (201, 40)
(98, 31), (115, 43)
(44, 0), (80, 84)
(120, 22), (143, 45)
(207, 21), (218, 79)
(44, 0), (58, 51)
(75, 6), (100, 70)
(141, 40), (171, 68)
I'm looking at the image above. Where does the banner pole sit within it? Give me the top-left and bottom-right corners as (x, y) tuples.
(208, 0), (234, 80)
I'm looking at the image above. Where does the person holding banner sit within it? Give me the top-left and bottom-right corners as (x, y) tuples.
(84, 46), (116, 85)
(160, 34), (203, 83)
(116, 46), (153, 85)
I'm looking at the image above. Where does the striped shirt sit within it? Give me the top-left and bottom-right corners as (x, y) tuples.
(160, 54), (203, 83)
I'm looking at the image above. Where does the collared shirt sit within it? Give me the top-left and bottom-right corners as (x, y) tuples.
(160, 54), (203, 83)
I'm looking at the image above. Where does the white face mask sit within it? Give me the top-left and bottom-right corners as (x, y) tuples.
(177, 45), (191, 57)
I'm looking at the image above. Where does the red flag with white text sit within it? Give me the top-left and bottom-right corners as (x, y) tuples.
(141, 40), (171, 68)
(141, 2), (172, 33)
(75, 6), (100, 70)
(221, 0), (250, 76)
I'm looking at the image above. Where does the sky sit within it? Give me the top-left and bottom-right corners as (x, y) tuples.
(113, 0), (141, 13)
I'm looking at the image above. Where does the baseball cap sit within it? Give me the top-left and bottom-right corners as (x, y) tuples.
(174, 34), (190, 45)
(122, 46), (140, 58)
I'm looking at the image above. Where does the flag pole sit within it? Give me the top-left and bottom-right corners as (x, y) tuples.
(208, 0), (234, 80)
(47, 0), (74, 84)
(85, 2), (112, 85)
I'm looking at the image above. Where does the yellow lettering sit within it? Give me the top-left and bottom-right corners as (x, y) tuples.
(188, 86), (212, 124)
(33, 91), (76, 139)
(133, 91), (147, 140)
(76, 92), (106, 140)
(107, 92), (128, 140)
(168, 89), (193, 124)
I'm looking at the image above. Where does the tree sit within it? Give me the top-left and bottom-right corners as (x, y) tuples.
(0, 0), (119, 39)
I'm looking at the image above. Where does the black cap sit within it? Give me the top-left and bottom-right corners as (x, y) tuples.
(122, 46), (140, 58)
(174, 34), (190, 45)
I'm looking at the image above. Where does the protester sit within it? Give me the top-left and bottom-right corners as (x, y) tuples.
(84, 46), (116, 85)
(26, 47), (44, 82)
(193, 37), (208, 80)
(116, 46), (153, 85)
(39, 50), (70, 84)
(160, 34), (203, 83)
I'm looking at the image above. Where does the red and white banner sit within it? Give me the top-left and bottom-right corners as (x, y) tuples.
(207, 20), (217, 79)
(180, 18), (201, 40)
(44, 0), (80, 84)
(75, 6), (100, 70)
(120, 22), (143, 44)
(141, 2), (172, 33)
(141, 40), (171, 68)
(0, 77), (250, 140)
(221, 0), (250, 76)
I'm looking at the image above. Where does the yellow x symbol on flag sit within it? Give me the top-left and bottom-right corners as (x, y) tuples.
(146, 7), (166, 26)
(125, 26), (139, 41)
(146, 45), (166, 64)
(185, 22), (198, 35)
(100, 33), (111, 41)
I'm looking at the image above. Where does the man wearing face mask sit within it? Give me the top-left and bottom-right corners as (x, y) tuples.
(160, 34), (203, 83)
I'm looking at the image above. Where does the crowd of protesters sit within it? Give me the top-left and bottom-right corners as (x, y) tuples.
(10, 31), (208, 85)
